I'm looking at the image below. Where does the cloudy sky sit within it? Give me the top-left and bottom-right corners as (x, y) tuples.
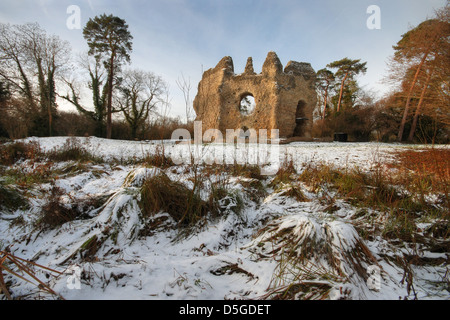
(0, 0), (447, 117)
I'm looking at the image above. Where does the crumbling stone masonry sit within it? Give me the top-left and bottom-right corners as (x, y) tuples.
(193, 51), (317, 138)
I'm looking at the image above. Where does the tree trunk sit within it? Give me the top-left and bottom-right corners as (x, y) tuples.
(322, 86), (329, 120)
(106, 52), (115, 139)
(337, 73), (348, 113)
(407, 69), (433, 142)
(397, 51), (429, 142)
(131, 124), (137, 140)
(47, 103), (53, 136)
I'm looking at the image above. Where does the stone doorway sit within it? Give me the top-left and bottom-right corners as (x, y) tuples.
(293, 100), (308, 137)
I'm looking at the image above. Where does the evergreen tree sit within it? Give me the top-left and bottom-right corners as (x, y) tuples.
(83, 14), (133, 139)
(316, 68), (335, 119)
(327, 58), (367, 113)
(389, 10), (449, 142)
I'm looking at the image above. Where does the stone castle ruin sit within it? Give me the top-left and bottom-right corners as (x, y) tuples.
(193, 51), (317, 139)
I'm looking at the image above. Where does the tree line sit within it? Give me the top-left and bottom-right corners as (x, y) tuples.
(314, 5), (449, 143)
(0, 6), (449, 143)
(0, 14), (177, 141)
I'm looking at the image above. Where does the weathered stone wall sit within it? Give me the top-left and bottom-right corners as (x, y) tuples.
(193, 51), (316, 138)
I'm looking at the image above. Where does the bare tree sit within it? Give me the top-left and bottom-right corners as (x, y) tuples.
(117, 69), (168, 139)
(176, 73), (194, 124)
(61, 53), (110, 137)
(0, 22), (70, 136)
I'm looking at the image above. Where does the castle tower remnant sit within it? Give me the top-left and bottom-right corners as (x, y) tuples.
(193, 51), (317, 138)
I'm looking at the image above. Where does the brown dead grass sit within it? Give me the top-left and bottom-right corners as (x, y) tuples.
(392, 148), (450, 180)
(140, 173), (211, 227)
(389, 148), (449, 211)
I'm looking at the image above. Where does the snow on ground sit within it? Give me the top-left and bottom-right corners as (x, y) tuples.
(22, 136), (430, 170)
(1, 137), (448, 300)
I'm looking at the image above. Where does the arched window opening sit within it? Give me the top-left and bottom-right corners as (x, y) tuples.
(239, 94), (256, 116)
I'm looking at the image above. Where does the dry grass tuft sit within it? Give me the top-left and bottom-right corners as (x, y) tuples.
(252, 215), (378, 300)
(389, 148), (449, 208)
(0, 141), (41, 165)
(140, 172), (211, 227)
(35, 185), (80, 229)
(0, 250), (63, 300)
(0, 182), (27, 212)
(46, 136), (102, 163)
(141, 145), (175, 168)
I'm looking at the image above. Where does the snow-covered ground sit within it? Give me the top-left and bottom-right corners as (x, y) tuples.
(0, 137), (448, 300)
(22, 136), (425, 170)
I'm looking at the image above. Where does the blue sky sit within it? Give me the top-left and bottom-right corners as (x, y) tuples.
(0, 0), (447, 117)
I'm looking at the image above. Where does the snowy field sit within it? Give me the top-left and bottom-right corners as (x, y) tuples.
(0, 137), (448, 300)
(23, 136), (420, 170)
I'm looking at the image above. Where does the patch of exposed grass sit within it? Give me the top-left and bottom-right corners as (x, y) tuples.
(393, 148), (450, 180)
(139, 172), (211, 228)
(382, 210), (418, 242)
(298, 162), (439, 213)
(35, 185), (81, 229)
(0, 141), (41, 166)
(238, 178), (268, 203)
(279, 185), (310, 202)
(34, 184), (106, 230)
(297, 159), (448, 245)
(227, 163), (264, 180)
(202, 163), (264, 180)
(0, 181), (27, 212)
(140, 145), (175, 168)
(45, 137), (103, 163)
(3, 161), (55, 188)
(269, 157), (297, 188)
(208, 185), (244, 216)
(389, 148), (449, 209)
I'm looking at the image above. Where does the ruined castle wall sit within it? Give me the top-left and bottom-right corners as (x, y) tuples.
(193, 52), (317, 139)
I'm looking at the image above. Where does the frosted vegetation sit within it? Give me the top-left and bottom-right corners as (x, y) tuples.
(0, 137), (448, 300)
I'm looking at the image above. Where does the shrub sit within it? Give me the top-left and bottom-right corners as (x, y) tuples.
(228, 163), (263, 180)
(388, 148), (449, 213)
(46, 137), (102, 163)
(140, 173), (211, 227)
(208, 185), (244, 216)
(269, 156), (297, 188)
(0, 182), (27, 212)
(36, 185), (80, 229)
(0, 141), (41, 165)
(238, 178), (268, 203)
(141, 145), (175, 168)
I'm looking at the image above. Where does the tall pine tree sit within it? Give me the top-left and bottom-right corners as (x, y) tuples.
(83, 14), (133, 139)
(327, 58), (367, 113)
